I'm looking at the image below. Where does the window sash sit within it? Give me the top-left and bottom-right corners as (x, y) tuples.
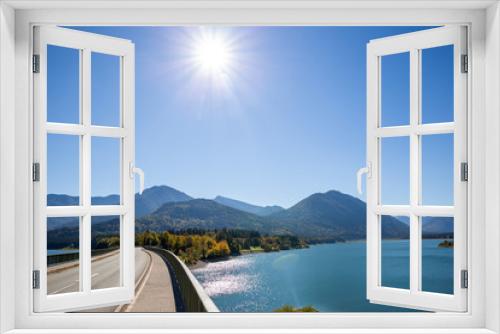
(366, 25), (468, 312)
(33, 26), (136, 313)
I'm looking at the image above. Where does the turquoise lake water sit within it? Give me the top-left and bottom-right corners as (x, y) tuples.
(47, 249), (79, 256)
(191, 239), (453, 312)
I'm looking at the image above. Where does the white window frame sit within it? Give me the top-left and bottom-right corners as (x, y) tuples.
(32, 26), (136, 312)
(366, 26), (468, 312)
(1, 1), (499, 333)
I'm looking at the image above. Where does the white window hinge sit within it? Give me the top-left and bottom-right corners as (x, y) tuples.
(461, 54), (468, 73)
(33, 162), (40, 182)
(33, 54), (40, 73)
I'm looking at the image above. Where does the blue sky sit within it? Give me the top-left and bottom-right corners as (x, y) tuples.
(47, 26), (454, 208)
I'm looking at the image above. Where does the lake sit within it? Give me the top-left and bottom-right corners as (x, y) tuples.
(191, 239), (453, 312)
(47, 249), (79, 256)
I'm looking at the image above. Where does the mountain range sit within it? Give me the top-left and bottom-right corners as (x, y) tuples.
(396, 216), (454, 235)
(48, 185), (412, 241)
(47, 185), (453, 242)
(214, 196), (284, 216)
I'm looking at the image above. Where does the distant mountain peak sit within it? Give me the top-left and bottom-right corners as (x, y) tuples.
(268, 189), (408, 240)
(214, 195), (285, 216)
(138, 198), (284, 234)
(135, 184), (192, 217)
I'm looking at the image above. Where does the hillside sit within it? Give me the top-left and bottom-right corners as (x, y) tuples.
(135, 185), (192, 217)
(135, 190), (409, 241)
(48, 187), (410, 243)
(214, 195), (285, 216)
(136, 199), (290, 235)
(422, 217), (454, 235)
(47, 185), (192, 229)
(268, 190), (408, 240)
(396, 216), (454, 235)
(47, 217), (120, 249)
(48, 194), (121, 206)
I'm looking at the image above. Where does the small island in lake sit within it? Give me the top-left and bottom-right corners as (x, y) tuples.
(438, 240), (454, 248)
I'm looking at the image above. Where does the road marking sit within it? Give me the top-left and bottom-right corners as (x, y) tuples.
(115, 249), (153, 313)
(50, 282), (78, 294)
(49, 274), (98, 294)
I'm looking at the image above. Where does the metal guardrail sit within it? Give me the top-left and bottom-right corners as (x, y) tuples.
(146, 247), (219, 313)
(47, 247), (119, 266)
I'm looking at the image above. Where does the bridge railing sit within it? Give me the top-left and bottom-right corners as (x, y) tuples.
(146, 247), (219, 313)
(47, 247), (119, 266)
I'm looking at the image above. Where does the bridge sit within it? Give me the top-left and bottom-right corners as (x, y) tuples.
(47, 247), (219, 312)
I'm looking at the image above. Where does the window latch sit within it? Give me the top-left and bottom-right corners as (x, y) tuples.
(129, 162), (145, 195)
(356, 162), (372, 195)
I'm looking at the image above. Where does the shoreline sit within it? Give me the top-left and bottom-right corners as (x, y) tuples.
(187, 237), (451, 270)
(188, 255), (241, 270)
(188, 245), (314, 270)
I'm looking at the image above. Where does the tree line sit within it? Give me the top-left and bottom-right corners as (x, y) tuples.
(135, 228), (308, 265)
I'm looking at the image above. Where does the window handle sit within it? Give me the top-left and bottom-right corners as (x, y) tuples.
(356, 162), (371, 195)
(130, 162), (145, 195)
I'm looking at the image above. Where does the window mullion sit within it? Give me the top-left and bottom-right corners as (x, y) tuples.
(409, 48), (421, 294)
(81, 48), (92, 294)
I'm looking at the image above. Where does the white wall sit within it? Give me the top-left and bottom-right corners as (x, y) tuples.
(485, 2), (500, 333)
(0, 2), (16, 333)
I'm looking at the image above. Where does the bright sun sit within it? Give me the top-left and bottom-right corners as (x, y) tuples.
(194, 34), (231, 74)
(185, 28), (240, 94)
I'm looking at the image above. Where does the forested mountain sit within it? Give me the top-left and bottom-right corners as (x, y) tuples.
(48, 194), (120, 206)
(396, 216), (454, 235)
(422, 217), (454, 235)
(47, 185), (192, 230)
(135, 189), (409, 241)
(267, 190), (408, 240)
(135, 185), (192, 217)
(214, 195), (285, 216)
(136, 199), (289, 235)
(49, 186), (416, 244)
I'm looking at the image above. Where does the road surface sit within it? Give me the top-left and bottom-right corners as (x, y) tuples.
(125, 250), (176, 312)
(47, 248), (150, 295)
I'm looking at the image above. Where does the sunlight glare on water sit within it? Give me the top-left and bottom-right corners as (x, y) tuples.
(191, 242), (452, 312)
(193, 256), (256, 297)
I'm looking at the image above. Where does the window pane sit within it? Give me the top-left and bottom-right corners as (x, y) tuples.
(91, 216), (121, 290)
(47, 134), (80, 206)
(381, 215), (410, 289)
(91, 137), (121, 205)
(380, 136), (410, 205)
(421, 134), (454, 206)
(47, 45), (80, 124)
(91, 52), (121, 127)
(381, 52), (410, 127)
(422, 216), (454, 294)
(421, 45), (454, 124)
(47, 217), (80, 295)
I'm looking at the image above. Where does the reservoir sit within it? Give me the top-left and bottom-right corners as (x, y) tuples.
(192, 239), (453, 312)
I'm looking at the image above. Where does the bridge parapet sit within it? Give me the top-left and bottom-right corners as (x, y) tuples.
(146, 247), (219, 313)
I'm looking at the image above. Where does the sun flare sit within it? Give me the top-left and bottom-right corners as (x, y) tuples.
(183, 27), (243, 96)
(194, 36), (231, 73)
